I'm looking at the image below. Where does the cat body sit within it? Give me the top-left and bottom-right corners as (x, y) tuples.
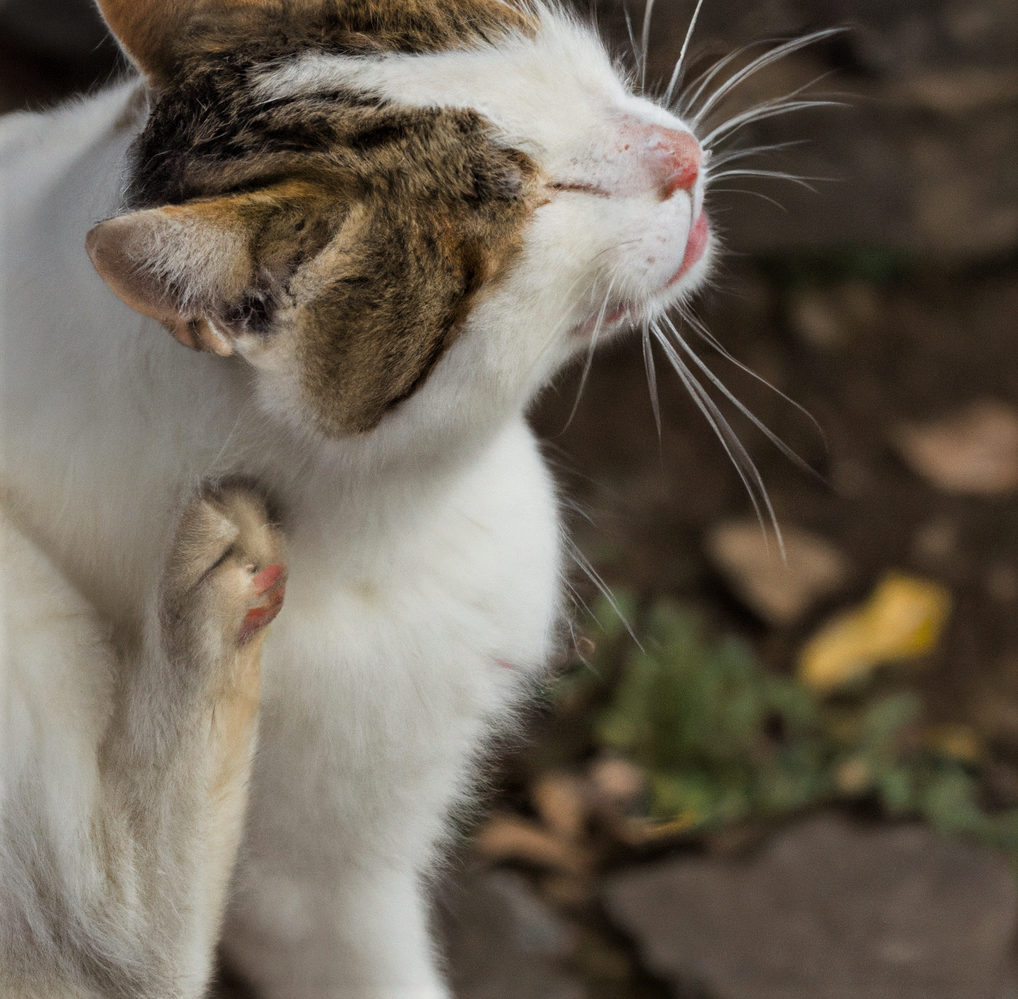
(0, 2), (712, 995)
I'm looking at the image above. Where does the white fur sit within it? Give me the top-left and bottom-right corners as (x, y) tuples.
(0, 7), (711, 997)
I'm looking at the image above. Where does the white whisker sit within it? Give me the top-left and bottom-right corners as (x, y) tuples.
(709, 186), (789, 210)
(692, 29), (843, 127)
(677, 306), (826, 452)
(664, 0), (707, 105)
(651, 322), (783, 553)
(641, 320), (662, 438)
(640, 0), (657, 92)
(561, 274), (620, 431)
(567, 538), (643, 648)
(664, 313), (821, 481)
(707, 139), (807, 169)
(707, 168), (825, 190)
(676, 40), (765, 118)
(702, 97), (842, 148)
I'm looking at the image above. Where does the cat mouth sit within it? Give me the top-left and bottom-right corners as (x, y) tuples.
(666, 211), (709, 287)
(572, 210), (710, 339)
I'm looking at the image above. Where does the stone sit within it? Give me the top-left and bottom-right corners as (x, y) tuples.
(605, 814), (1018, 999)
(438, 866), (585, 999)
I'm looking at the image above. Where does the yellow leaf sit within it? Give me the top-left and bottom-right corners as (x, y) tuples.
(924, 723), (983, 763)
(798, 572), (951, 692)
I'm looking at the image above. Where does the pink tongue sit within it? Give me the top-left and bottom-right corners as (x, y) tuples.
(677, 212), (709, 278)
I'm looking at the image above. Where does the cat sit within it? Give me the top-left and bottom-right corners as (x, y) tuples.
(0, 484), (286, 997)
(0, 0), (723, 995)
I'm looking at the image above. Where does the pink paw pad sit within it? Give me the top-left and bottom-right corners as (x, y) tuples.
(239, 564), (286, 644)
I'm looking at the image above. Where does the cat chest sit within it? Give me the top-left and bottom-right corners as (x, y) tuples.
(258, 429), (563, 729)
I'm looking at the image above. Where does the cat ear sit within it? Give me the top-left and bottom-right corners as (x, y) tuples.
(93, 0), (194, 82)
(86, 186), (332, 355)
(87, 205), (241, 355)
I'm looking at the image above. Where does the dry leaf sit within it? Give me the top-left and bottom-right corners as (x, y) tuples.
(924, 723), (983, 763)
(588, 756), (647, 810)
(473, 814), (591, 875)
(617, 813), (699, 846)
(532, 773), (588, 843)
(707, 520), (850, 625)
(798, 572), (952, 692)
(894, 399), (1018, 496)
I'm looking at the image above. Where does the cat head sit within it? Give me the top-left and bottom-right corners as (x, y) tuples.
(87, 0), (713, 439)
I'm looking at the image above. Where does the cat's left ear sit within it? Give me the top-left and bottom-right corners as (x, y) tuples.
(86, 183), (336, 355)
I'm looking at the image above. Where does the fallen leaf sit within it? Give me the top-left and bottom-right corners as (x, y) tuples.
(835, 757), (872, 795)
(588, 755), (647, 810)
(924, 723), (983, 764)
(894, 399), (1018, 495)
(473, 814), (592, 875)
(706, 520), (850, 625)
(616, 813), (700, 846)
(798, 572), (952, 692)
(532, 773), (588, 842)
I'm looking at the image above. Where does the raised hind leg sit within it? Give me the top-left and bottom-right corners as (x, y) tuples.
(0, 487), (286, 999)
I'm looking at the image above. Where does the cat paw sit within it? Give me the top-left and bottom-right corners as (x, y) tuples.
(163, 486), (287, 658)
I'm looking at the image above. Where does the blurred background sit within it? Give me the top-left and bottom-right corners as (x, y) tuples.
(3, 0), (1017, 995)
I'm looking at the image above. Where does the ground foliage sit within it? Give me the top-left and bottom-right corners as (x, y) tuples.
(558, 593), (1018, 854)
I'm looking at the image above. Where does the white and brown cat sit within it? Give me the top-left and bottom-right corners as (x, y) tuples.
(1, 1), (716, 996)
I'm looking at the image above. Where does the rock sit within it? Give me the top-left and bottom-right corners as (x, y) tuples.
(605, 814), (1018, 999)
(439, 866), (585, 999)
(706, 520), (850, 625)
(894, 399), (1018, 496)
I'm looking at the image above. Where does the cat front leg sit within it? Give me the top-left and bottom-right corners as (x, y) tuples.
(223, 859), (450, 999)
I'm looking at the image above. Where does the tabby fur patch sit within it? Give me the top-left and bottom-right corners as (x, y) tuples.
(108, 0), (540, 435)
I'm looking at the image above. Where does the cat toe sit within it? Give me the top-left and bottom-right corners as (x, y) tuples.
(164, 486), (287, 650)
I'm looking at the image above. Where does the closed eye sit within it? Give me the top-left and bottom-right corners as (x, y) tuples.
(547, 180), (611, 198)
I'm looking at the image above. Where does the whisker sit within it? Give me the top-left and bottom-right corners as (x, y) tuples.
(692, 29), (843, 127)
(561, 274), (620, 432)
(641, 320), (662, 438)
(702, 97), (843, 148)
(518, 240), (641, 386)
(707, 167), (826, 190)
(709, 186), (790, 210)
(640, 0), (656, 92)
(676, 40), (767, 118)
(651, 322), (783, 553)
(707, 139), (807, 169)
(677, 305), (826, 449)
(623, 4), (641, 70)
(663, 0), (707, 105)
(665, 313), (823, 479)
(567, 538), (643, 648)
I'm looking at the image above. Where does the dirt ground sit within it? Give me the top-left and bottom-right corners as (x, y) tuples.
(4, 0), (1018, 995)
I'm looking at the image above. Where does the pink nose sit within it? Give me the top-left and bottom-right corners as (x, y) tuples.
(643, 126), (701, 199)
